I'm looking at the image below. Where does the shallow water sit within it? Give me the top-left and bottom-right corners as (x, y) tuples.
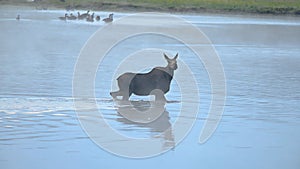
(0, 7), (300, 169)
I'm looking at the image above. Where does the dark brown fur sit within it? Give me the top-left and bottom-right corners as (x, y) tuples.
(110, 53), (178, 101)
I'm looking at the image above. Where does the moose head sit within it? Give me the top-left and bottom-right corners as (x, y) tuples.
(164, 53), (178, 70)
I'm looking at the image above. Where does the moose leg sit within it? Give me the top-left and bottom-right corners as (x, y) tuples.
(151, 89), (167, 102)
(121, 91), (131, 101)
(110, 90), (131, 100)
(122, 94), (129, 101)
(118, 83), (131, 101)
(114, 72), (135, 101)
(155, 94), (166, 102)
(110, 90), (122, 99)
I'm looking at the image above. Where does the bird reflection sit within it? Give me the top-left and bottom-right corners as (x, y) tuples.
(115, 100), (175, 150)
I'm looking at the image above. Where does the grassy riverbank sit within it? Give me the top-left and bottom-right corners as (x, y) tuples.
(1, 0), (300, 15)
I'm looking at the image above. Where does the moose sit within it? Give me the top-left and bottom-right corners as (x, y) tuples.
(110, 53), (178, 101)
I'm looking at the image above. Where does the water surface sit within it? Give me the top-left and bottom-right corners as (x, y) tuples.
(0, 7), (300, 169)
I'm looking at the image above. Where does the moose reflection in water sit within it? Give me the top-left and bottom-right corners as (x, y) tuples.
(115, 100), (175, 150)
(110, 53), (178, 101)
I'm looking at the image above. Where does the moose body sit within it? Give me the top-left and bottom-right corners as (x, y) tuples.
(110, 53), (178, 101)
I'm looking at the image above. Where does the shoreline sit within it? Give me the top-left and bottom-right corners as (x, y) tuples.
(1, 1), (300, 17)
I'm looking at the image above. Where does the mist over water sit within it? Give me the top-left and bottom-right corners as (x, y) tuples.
(0, 7), (300, 169)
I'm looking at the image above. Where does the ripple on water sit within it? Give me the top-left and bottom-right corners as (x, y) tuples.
(0, 97), (80, 146)
(0, 96), (180, 151)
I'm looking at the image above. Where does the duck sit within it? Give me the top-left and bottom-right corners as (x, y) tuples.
(78, 10), (90, 20)
(16, 14), (20, 20)
(86, 13), (94, 22)
(95, 15), (100, 21)
(77, 12), (83, 20)
(67, 13), (77, 20)
(58, 13), (68, 21)
(103, 13), (113, 23)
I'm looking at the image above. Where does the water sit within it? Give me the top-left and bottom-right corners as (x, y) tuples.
(1, 6), (300, 169)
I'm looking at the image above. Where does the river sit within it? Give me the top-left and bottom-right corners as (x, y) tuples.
(0, 6), (300, 169)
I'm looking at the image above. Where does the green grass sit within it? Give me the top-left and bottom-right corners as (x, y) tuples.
(2, 0), (300, 15)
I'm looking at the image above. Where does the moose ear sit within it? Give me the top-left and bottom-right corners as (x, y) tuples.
(164, 53), (170, 61)
(174, 53), (178, 60)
